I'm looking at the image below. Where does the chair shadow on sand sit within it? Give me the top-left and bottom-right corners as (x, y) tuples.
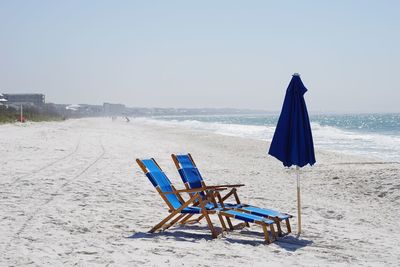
(128, 224), (313, 251)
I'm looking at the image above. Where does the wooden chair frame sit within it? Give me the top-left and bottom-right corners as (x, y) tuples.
(171, 153), (292, 236)
(137, 158), (276, 243)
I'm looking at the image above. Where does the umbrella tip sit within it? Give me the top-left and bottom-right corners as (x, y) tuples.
(293, 73), (300, 77)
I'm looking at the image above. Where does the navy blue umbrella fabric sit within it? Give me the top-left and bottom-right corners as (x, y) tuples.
(268, 74), (316, 168)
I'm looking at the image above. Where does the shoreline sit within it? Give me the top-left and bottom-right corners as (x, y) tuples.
(133, 116), (395, 164)
(3, 115), (398, 163)
(133, 116), (400, 163)
(0, 118), (399, 266)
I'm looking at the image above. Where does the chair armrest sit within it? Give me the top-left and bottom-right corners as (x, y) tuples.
(163, 186), (227, 194)
(204, 184), (245, 188)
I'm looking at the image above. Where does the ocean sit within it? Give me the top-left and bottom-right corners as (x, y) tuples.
(141, 113), (400, 162)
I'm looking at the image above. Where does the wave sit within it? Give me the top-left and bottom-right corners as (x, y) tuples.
(134, 117), (400, 162)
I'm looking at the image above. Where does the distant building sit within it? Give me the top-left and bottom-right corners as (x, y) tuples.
(103, 103), (126, 116)
(3, 94), (45, 106)
(0, 93), (7, 105)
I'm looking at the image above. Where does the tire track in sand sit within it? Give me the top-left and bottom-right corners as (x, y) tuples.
(5, 138), (81, 185)
(3, 140), (106, 252)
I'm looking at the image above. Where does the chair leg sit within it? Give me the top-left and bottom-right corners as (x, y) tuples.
(199, 200), (218, 238)
(217, 214), (227, 231)
(149, 211), (180, 233)
(150, 192), (201, 233)
(163, 214), (186, 230)
(270, 224), (277, 241)
(232, 192), (249, 228)
(285, 218), (292, 233)
(262, 224), (271, 244)
(275, 219), (283, 236)
(180, 214), (205, 224)
(226, 217), (234, 230)
(179, 214), (194, 224)
(195, 214), (205, 223)
(203, 213), (218, 238)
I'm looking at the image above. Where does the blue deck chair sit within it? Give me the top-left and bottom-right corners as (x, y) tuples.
(136, 158), (277, 243)
(171, 153), (292, 236)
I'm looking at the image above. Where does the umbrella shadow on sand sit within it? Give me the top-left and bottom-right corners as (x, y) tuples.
(274, 235), (313, 251)
(128, 224), (312, 250)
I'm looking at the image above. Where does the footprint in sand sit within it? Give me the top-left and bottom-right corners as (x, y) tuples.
(315, 208), (344, 220)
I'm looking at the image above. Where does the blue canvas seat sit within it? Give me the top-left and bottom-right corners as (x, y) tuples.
(137, 158), (277, 243)
(171, 154), (292, 235)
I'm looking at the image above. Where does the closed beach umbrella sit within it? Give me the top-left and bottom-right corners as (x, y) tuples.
(268, 73), (316, 234)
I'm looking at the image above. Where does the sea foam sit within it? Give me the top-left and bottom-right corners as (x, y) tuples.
(134, 116), (400, 162)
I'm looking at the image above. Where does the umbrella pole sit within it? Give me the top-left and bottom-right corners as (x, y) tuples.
(296, 166), (301, 235)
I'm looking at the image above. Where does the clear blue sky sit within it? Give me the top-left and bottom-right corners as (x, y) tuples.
(1, 0), (399, 112)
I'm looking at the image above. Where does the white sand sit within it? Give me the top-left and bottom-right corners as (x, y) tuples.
(0, 118), (399, 266)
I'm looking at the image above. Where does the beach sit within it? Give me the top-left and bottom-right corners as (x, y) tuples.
(0, 118), (399, 266)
